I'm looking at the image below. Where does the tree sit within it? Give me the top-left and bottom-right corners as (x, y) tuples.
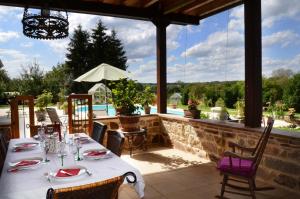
(44, 63), (69, 102)
(65, 21), (128, 94)
(66, 25), (91, 93)
(271, 68), (293, 78)
(105, 30), (127, 70)
(283, 73), (300, 112)
(19, 62), (45, 97)
(89, 20), (109, 69)
(0, 62), (10, 100)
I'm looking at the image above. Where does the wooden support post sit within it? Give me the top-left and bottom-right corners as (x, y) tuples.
(153, 18), (169, 113)
(244, 0), (262, 127)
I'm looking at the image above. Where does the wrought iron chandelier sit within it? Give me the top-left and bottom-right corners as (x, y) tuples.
(22, 6), (69, 40)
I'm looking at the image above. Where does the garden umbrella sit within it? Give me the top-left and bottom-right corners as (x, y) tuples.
(74, 63), (132, 113)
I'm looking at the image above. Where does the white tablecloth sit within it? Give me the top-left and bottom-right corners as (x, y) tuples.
(0, 137), (145, 199)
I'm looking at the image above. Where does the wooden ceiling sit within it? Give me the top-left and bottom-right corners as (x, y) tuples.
(0, 0), (243, 25)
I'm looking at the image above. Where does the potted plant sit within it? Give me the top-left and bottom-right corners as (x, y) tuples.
(140, 86), (155, 114)
(111, 79), (141, 132)
(184, 99), (201, 119)
(35, 90), (53, 122)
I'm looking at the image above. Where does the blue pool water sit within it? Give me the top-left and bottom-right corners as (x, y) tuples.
(78, 105), (184, 116)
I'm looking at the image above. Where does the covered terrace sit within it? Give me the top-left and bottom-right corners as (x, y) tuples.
(0, 0), (299, 198)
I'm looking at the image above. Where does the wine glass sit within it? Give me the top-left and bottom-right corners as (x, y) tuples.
(42, 140), (50, 163)
(58, 141), (66, 166)
(75, 139), (82, 161)
(38, 127), (46, 142)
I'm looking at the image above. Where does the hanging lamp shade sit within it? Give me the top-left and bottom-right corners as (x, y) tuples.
(22, 6), (69, 40)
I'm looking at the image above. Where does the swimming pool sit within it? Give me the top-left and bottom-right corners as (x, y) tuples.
(78, 105), (184, 116)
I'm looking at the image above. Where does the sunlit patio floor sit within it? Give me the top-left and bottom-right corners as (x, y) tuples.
(119, 147), (299, 199)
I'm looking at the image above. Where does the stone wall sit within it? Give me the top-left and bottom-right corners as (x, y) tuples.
(93, 114), (161, 147)
(159, 114), (300, 194)
(93, 114), (300, 193)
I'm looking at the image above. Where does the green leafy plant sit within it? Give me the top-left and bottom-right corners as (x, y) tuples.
(140, 86), (155, 107)
(111, 79), (141, 115)
(234, 99), (245, 117)
(187, 99), (198, 110)
(215, 97), (226, 107)
(36, 90), (53, 111)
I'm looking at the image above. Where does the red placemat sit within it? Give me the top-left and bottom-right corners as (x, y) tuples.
(56, 169), (81, 177)
(87, 151), (106, 156)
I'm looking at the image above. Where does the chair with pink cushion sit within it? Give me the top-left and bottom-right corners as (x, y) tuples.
(217, 117), (274, 199)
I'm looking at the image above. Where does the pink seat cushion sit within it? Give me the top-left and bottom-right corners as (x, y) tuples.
(217, 157), (255, 177)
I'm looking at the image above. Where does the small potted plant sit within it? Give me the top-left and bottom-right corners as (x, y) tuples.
(184, 99), (201, 119)
(140, 86), (155, 114)
(35, 90), (53, 122)
(111, 79), (141, 132)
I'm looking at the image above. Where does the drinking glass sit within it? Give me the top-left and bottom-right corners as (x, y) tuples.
(42, 140), (50, 163)
(38, 127), (46, 142)
(75, 139), (82, 161)
(58, 141), (66, 166)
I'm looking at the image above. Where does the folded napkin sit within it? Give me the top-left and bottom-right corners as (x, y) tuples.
(15, 160), (39, 167)
(87, 151), (106, 156)
(20, 143), (36, 147)
(56, 169), (81, 177)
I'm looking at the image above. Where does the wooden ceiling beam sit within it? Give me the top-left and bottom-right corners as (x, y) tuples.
(144, 0), (158, 8)
(0, 0), (200, 25)
(189, 0), (242, 16)
(181, 0), (214, 14)
(162, 0), (197, 15)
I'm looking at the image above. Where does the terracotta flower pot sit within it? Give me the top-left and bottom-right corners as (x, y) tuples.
(184, 109), (201, 119)
(144, 106), (151, 114)
(118, 115), (140, 132)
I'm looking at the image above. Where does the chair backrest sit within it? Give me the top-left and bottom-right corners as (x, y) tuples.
(46, 175), (125, 199)
(0, 133), (7, 174)
(252, 117), (274, 172)
(46, 108), (62, 124)
(106, 131), (125, 157)
(91, 122), (107, 145)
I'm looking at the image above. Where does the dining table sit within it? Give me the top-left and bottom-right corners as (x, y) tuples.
(0, 134), (145, 199)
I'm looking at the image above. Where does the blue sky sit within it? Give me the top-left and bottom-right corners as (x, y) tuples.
(0, 0), (300, 83)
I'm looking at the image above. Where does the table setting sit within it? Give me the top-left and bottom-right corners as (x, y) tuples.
(0, 131), (145, 199)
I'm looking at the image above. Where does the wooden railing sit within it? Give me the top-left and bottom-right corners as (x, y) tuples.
(68, 94), (93, 135)
(10, 96), (35, 138)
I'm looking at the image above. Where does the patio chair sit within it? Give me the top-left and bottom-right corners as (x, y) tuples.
(217, 117), (274, 199)
(46, 108), (62, 124)
(46, 172), (136, 199)
(107, 130), (125, 157)
(91, 122), (107, 145)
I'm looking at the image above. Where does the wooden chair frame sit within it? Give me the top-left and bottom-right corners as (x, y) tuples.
(218, 117), (274, 199)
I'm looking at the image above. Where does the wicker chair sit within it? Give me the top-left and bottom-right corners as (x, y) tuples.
(107, 130), (125, 157)
(91, 122), (107, 145)
(46, 172), (136, 199)
(217, 117), (274, 199)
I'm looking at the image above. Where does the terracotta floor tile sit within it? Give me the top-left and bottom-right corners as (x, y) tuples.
(119, 147), (296, 199)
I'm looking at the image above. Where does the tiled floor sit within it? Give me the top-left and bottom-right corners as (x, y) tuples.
(119, 147), (299, 199)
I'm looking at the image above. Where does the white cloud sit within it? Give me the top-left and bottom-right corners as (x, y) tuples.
(131, 60), (156, 83)
(0, 31), (19, 42)
(262, 0), (300, 28)
(184, 30), (243, 58)
(0, 49), (31, 77)
(263, 30), (300, 48)
(262, 54), (300, 77)
(0, 6), (20, 19)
